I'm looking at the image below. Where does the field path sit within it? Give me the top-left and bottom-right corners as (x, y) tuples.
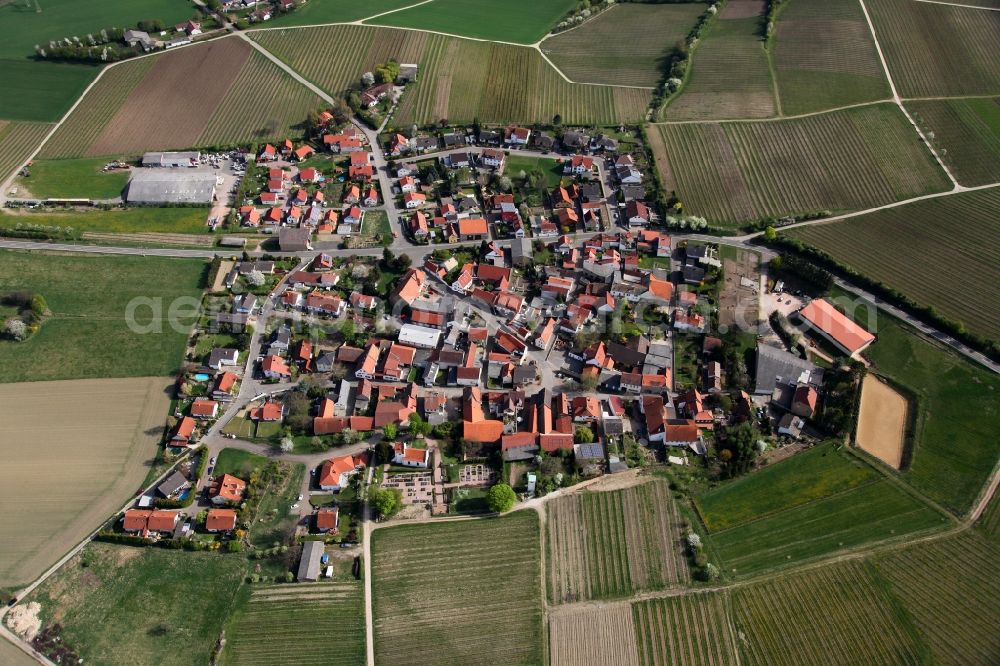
(913, 0), (1000, 9)
(857, 0), (961, 187)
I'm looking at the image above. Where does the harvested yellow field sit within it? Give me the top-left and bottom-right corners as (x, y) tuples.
(856, 375), (908, 469)
(0, 636), (36, 666)
(0, 377), (170, 588)
(550, 603), (640, 666)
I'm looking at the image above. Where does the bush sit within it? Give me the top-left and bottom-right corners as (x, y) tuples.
(487, 483), (517, 513)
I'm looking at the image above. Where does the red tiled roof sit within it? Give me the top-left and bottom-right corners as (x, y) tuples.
(205, 508), (237, 532)
(798, 298), (875, 354)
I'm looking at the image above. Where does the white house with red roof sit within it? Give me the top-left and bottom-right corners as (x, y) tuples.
(392, 442), (430, 468)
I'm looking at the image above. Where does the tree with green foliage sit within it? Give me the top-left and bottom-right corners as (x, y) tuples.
(382, 423), (397, 441)
(408, 412), (431, 437)
(369, 485), (400, 518)
(574, 426), (594, 443)
(487, 483), (517, 513)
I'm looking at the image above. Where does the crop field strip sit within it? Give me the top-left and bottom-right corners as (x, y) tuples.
(707, 478), (948, 577)
(771, 0), (890, 115)
(251, 24), (651, 126)
(540, 3), (705, 88)
(866, 0), (1000, 98)
(36, 58), (155, 159)
(0, 121), (53, 185)
(785, 187), (1000, 342)
(734, 560), (926, 665)
(650, 103), (951, 226)
(549, 604), (641, 666)
(366, 0), (576, 44)
(86, 37), (251, 156)
(661, 4), (776, 121)
(39, 36), (321, 158)
(371, 511), (543, 666)
(905, 97), (1000, 187)
(874, 532), (1000, 665)
(791, 189), (1000, 339)
(547, 480), (688, 604)
(197, 50), (324, 148)
(222, 583), (364, 665)
(632, 592), (738, 666)
(696, 442), (880, 533)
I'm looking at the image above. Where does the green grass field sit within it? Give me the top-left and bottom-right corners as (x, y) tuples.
(221, 583), (365, 665)
(263, 0), (417, 26)
(735, 560), (929, 665)
(505, 154), (563, 187)
(861, 317), (1000, 516)
(0, 59), (98, 122)
(367, 0), (575, 44)
(214, 448), (268, 478)
(662, 12), (776, 120)
(21, 542), (246, 666)
(696, 442), (880, 532)
(785, 188), (1000, 342)
(0, 207), (210, 234)
(372, 512), (544, 665)
(251, 25), (652, 127)
(708, 478), (948, 577)
(772, 0), (891, 115)
(0, 0), (195, 62)
(0, 250), (206, 382)
(540, 3), (704, 87)
(16, 158), (129, 199)
(649, 103), (951, 226)
(906, 97), (1000, 187)
(0, 0), (195, 122)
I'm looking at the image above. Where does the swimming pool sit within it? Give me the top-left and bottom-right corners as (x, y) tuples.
(193, 373), (210, 381)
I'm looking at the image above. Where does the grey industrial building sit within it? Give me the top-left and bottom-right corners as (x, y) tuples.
(141, 151), (200, 167)
(126, 169), (218, 204)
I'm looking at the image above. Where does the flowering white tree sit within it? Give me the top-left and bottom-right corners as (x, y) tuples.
(245, 270), (265, 288)
(686, 532), (702, 549)
(280, 437), (294, 453)
(4, 319), (27, 341)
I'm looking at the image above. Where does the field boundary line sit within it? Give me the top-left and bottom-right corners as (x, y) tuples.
(652, 98), (893, 125)
(244, 21), (657, 90)
(903, 93), (1000, 102)
(856, 0), (961, 187)
(759, 180), (1000, 236)
(912, 0), (1000, 10)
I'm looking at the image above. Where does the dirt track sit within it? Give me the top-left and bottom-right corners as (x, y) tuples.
(856, 375), (908, 469)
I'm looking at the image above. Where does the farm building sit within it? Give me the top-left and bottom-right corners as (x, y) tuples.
(297, 540), (325, 582)
(126, 169), (218, 204)
(141, 151), (200, 167)
(798, 298), (876, 355)
(753, 343), (823, 395)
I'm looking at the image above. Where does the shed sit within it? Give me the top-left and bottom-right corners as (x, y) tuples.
(297, 540), (325, 582)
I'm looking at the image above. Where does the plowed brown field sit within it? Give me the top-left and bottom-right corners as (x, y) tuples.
(88, 38), (250, 155)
